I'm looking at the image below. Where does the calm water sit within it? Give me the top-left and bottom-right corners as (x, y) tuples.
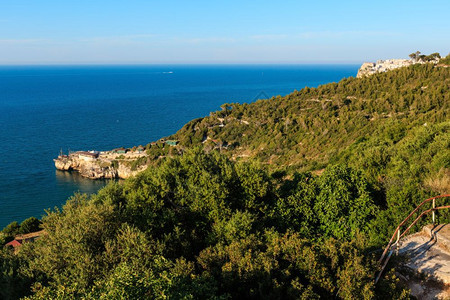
(0, 64), (358, 227)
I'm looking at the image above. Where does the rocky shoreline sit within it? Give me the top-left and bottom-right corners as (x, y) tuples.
(54, 150), (148, 179)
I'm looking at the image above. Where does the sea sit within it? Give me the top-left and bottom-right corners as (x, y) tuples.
(0, 64), (359, 228)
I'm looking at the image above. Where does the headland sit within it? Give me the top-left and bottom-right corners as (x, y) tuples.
(54, 148), (148, 179)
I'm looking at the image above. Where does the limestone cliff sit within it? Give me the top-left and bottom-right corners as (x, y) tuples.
(54, 151), (148, 179)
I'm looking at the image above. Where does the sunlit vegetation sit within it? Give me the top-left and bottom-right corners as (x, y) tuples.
(1, 61), (448, 299)
(172, 63), (448, 171)
(439, 53), (450, 65)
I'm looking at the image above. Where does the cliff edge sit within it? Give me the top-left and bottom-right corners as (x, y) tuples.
(54, 150), (148, 179)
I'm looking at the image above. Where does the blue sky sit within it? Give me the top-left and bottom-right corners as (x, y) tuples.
(1, 0), (449, 64)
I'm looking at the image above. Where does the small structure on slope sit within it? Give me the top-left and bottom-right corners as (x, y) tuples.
(165, 140), (179, 146)
(5, 230), (46, 253)
(112, 147), (128, 154)
(77, 151), (99, 161)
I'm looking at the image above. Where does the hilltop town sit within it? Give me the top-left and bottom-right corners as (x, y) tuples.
(356, 51), (442, 77)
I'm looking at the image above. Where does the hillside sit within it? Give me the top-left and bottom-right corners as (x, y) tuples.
(166, 62), (449, 177)
(1, 58), (449, 299)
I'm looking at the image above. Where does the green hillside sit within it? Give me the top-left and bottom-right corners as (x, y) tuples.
(1, 59), (449, 299)
(171, 63), (448, 170)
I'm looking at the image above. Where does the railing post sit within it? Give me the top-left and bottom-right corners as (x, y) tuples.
(432, 198), (436, 224)
(396, 229), (400, 255)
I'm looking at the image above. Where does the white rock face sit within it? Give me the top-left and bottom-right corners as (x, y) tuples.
(54, 153), (148, 179)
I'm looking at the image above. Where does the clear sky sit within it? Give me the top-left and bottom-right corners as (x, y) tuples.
(1, 0), (449, 64)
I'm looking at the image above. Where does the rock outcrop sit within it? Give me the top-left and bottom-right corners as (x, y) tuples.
(54, 151), (148, 179)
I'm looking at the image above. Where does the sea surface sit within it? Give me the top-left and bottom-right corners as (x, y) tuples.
(0, 64), (359, 228)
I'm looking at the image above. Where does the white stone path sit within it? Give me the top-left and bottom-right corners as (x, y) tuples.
(398, 224), (450, 299)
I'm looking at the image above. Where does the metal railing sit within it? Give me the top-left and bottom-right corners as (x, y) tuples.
(375, 194), (450, 284)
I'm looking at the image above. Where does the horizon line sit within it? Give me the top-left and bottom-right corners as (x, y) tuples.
(0, 61), (364, 66)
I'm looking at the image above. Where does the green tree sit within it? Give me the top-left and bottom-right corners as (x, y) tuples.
(409, 51), (421, 61)
(314, 165), (377, 240)
(18, 217), (41, 235)
(2, 222), (20, 238)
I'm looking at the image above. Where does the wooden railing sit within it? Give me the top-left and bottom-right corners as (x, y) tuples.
(375, 194), (450, 284)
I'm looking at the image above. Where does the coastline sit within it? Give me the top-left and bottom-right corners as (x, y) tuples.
(0, 64), (359, 228)
(54, 149), (148, 179)
(54, 60), (421, 181)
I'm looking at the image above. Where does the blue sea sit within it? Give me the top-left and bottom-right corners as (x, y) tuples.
(0, 64), (359, 228)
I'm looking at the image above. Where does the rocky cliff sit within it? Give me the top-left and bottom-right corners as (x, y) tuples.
(54, 152), (148, 179)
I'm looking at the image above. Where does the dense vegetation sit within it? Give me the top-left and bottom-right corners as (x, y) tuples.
(1, 57), (449, 299)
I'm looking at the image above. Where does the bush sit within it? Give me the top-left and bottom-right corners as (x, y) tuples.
(2, 222), (20, 238)
(18, 217), (41, 235)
